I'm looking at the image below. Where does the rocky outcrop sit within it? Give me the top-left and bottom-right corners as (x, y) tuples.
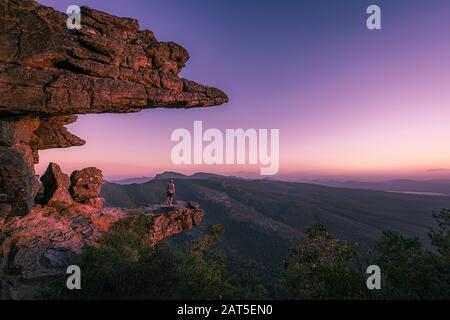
(145, 202), (204, 245)
(0, 204), (125, 299)
(0, 162), (205, 299)
(0, 117), (41, 215)
(38, 162), (105, 209)
(40, 162), (73, 209)
(0, 201), (205, 299)
(0, 0), (228, 216)
(0, 0), (228, 116)
(69, 167), (103, 202)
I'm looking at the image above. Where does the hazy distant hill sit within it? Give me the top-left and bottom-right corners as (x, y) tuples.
(309, 179), (450, 196)
(108, 177), (153, 185)
(153, 171), (225, 180)
(101, 173), (450, 271)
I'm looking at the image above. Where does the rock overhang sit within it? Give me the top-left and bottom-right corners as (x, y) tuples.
(0, 0), (229, 216)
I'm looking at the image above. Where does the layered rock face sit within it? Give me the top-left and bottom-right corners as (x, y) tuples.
(145, 202), (204, 245)
(0, 0), (228, 216)
(0, 0), (213, 299)
(0, 202), (204, 299)
(0, 117), (41, 215)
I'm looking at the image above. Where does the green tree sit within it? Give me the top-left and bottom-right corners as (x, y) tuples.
(284, 224), (366, 299)
(173, 224), (240, 299)
(372, 208), (450, 299)
(40, 214), (241, 299)
(428, 208), (450, 297)
(373, 231), (440, 299)
(429, 208), (450, 257)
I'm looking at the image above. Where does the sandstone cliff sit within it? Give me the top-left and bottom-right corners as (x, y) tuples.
(0, 0), (214, 299)
(0, 0), (228, 216)
(0, 196), (204, 299)
(0, 160), (204, 299)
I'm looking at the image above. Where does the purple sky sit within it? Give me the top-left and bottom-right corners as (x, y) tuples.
(37, 0), (450, 180)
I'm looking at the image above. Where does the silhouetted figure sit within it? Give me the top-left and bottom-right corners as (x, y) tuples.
(166, 179), (176, 206)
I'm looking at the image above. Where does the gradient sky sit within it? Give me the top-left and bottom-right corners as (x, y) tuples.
(37, 0), (450, 180)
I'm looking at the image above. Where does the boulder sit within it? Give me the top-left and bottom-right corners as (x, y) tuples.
(69, 167), (104, 201)
(40, 162), (73, 209)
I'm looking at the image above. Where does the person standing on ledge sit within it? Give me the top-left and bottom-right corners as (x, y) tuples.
(166, 179), (176, 206)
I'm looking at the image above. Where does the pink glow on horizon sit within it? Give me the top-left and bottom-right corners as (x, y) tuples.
(36, 72), (450, 181)
(34, 0), (450, 181)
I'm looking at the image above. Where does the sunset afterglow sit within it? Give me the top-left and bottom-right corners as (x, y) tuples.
(37, 0), (450, 180)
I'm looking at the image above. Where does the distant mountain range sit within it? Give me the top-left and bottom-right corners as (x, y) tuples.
(108, 172), (227, 184)
(153, 171), (226, 180)
(108, 177), (154, 185)
(109, 172), (450, 195)
(308, 179), (450, 196)
(101, 172), (450, 272)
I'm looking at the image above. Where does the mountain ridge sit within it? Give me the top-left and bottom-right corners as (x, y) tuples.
(101, 172), (450, 271)
(308, 178), (450, 196)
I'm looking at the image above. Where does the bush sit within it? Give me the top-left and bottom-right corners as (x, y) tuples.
(40, 213), (241, 299)
(41, 209), (450, 300)
(283, 209), (450, 300)
(284, 224), (366, 299)
(373, 231), (441, 299)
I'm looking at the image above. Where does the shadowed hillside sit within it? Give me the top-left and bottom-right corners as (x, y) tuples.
(310, 179), (450, 196)
(101, 174), (450, 272)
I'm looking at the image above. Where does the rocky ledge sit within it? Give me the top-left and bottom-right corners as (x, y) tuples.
(143, 201), (204, 245)
(0, 162), (204, 299)
(0, 0), (228, 216)
(0, 200), (204, 300)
